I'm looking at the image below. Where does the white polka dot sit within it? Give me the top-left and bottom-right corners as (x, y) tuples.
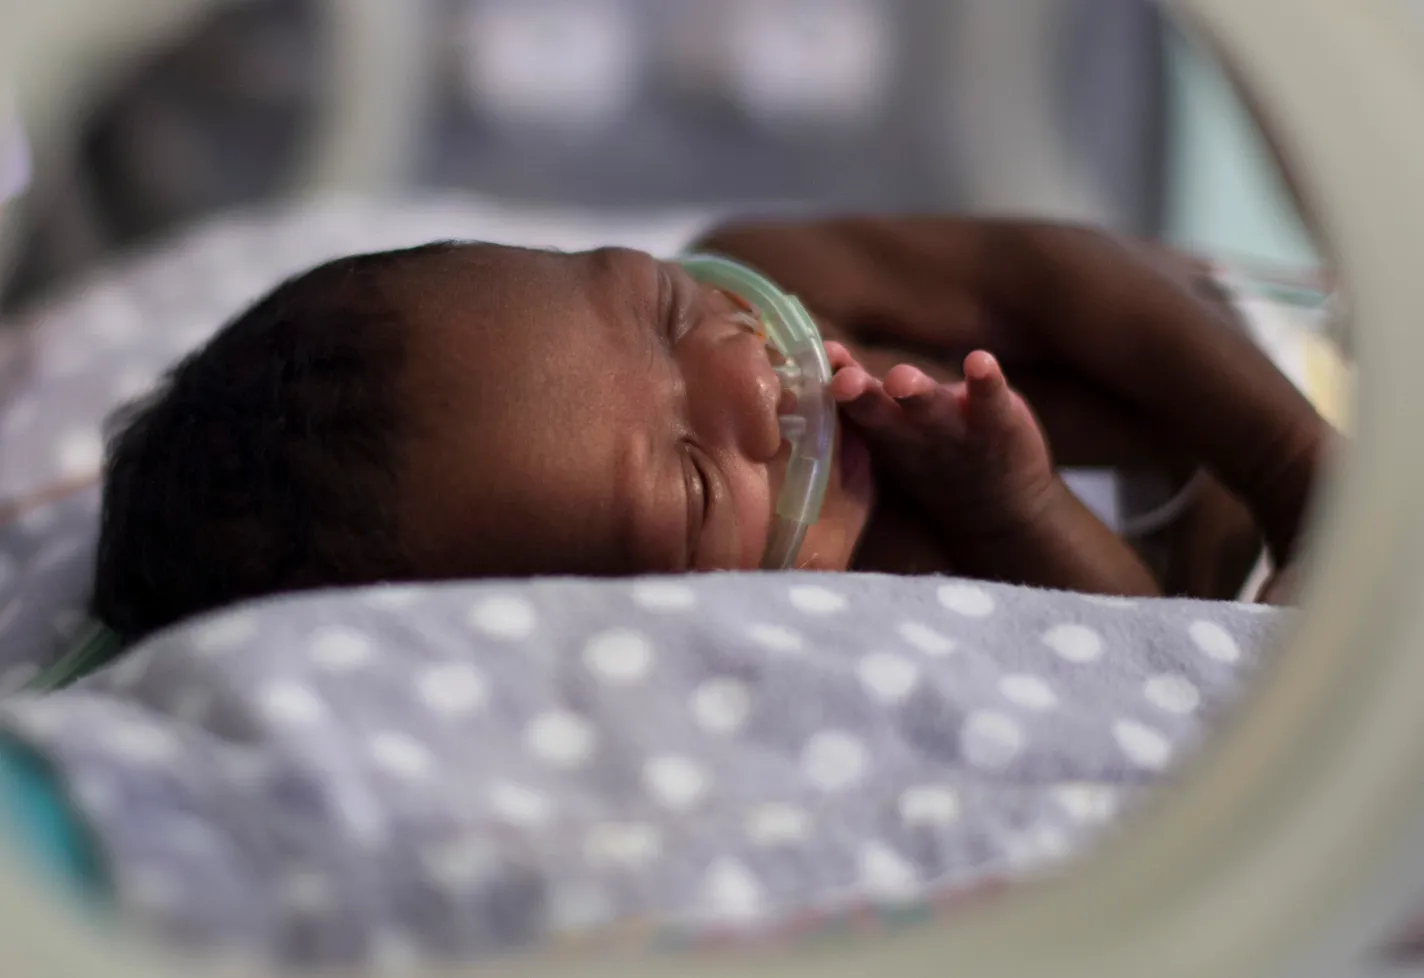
(332, 785), (387, 849)
(584, 822), (662, 867)
(937, 583), (996, 617)
(630, 580), (698, 611)
(747, 623), (804, 653)
(858, 841), (919, 899)
(1189, 620), (1240, 663)
(1082, 595), (1138, 609)
(217, 748), (274, 788)
(1043, 623), (1104, 663)
(278, 870), (333, 915)
(165, 817), (218, 858)
(998, 674), (1058, 711)
(801, 730), (868, 791)
(788, 584), (847, 614)
(898, 785), (961, 826)
(468, 595), (537, 640)
(1144, 674), (1200, 715)
(82, 286), (143, 343)
(370, 929), (423, 976)
(857, 651), (920, 702)
(1054, 783), (1120, 822)
(583, 628), (654, 683)
(51, 609), (83, 640)
(962, 711), (1025, 769)
(701, 858), (763, 922)
(365, 586), (421, 610)
(170, 688), (213, 725)
(415, 662), (488, 716)
(489, 783), (552, 827)
(307, 626), (375, 671)
(1113, 719), (1173, 770)
(368, 731), (434, 780)
(173, 323), (213, 352)
(47, 343), (89, 377)
(421, 836), (497, 892)
(548, 883), (615, 934)
(107, 649), (154, 690)
(192, 612), (258, 656)
(745, 803), (812, 846)
(54, 428), (102, 478)
(643, 755), (710, 810)
(108, 721), (180, 764)
(126, 867), (180, 912)
(71, 774), (115, 813)
(691, 678), (752, 734)
(1005, 823), (1073, 868)
(111, 368), (154, 402)
(16, 503), (56, 536)
(10, 704), (65, 739)
(3, 400), (35, 436)
(898, 621), (957, 656)
(259, 681), (327, 726)
(526, 711), (596, 767)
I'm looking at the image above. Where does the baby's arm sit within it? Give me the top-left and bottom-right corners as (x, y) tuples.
(830, 343), (1159, 597)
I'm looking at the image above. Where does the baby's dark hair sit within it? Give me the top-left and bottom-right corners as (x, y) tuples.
(92, 242), (457, 641)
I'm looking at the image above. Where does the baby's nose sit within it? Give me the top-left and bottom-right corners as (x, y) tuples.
(692, 335), (785, 463)
(742, 346), (787, 458)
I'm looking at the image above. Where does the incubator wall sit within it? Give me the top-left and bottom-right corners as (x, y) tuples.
(4, 3), (1424, 978)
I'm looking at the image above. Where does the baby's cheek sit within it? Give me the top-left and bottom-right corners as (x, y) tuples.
(717, 455), (781, 570)
(796, 509), (864, 570)
(796, 466), (874, 571)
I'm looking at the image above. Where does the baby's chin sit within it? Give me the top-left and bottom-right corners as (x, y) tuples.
(792, 425), (875, 571)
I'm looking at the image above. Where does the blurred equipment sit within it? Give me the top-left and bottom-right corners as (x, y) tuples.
(457, 0), (645, 133)
(3, 0), (1171, 310)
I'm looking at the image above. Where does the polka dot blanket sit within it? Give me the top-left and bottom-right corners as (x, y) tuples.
(0, 573), (1282, 970)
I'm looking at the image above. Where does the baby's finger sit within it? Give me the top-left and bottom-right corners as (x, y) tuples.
(829, 364), (876, 402)
(824, 341), (861, 373)
(882, 364), (965, 436)
(881, 363), (937, 402)
(836, 382), (901, 432)
(895, 383), (966, 439)
(962, 350), (1017, 433)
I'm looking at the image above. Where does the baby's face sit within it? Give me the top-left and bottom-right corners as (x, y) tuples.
(393, 243), (874, 580)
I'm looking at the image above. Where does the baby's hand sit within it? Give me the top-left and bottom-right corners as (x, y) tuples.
(826, 341), (1056, 536)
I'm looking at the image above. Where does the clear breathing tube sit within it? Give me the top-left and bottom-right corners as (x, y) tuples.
(676, 254), (838, 570)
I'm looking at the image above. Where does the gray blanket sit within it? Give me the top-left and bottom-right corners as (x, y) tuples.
(0, 572), (1280, 970)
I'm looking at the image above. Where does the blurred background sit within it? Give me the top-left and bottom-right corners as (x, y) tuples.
(0, 0), (1320, 313)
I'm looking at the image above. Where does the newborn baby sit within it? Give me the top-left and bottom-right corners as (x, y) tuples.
(91, 218), (1331, 640)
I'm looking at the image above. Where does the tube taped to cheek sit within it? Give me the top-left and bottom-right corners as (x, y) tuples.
(676, 253), (838, 570)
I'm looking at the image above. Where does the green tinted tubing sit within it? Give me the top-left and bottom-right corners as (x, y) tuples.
(677, 254), (837, 566)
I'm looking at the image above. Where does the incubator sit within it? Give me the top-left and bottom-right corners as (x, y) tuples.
(0, 2), (1423, 978)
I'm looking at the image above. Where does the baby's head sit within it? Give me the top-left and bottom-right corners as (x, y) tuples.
(93, 242), (874, 640)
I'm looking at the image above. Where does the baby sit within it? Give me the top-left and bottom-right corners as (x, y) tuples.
(90, 217), (1331, 641)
